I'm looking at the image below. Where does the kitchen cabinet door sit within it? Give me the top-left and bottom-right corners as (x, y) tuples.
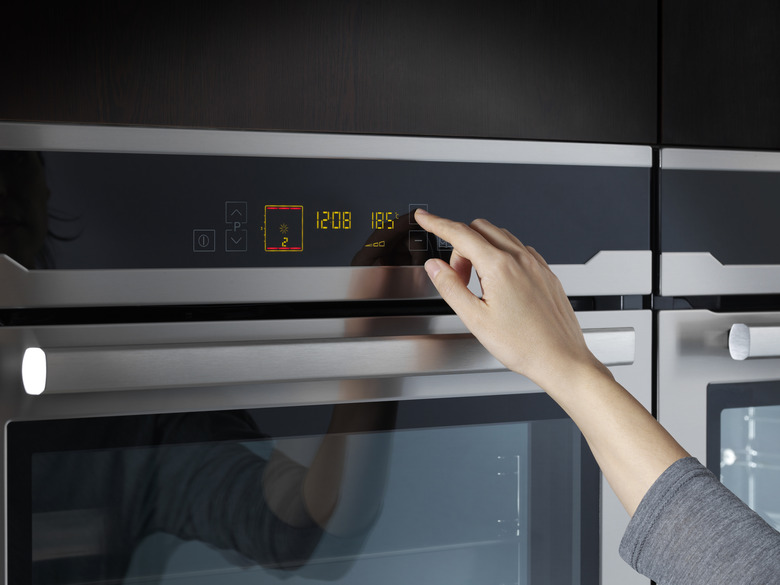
(662, 0), (780, 149)
(1, 0), (657, 144)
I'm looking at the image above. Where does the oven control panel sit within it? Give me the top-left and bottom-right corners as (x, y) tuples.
(1, 150), (649, 270)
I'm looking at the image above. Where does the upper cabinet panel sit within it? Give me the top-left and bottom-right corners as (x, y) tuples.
(1, 1), (658, 144)
(663, 1), (780, 149)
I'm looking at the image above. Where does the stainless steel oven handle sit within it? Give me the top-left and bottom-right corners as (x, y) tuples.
(729, 323), (780, 360)
(22, 328), (635, 395)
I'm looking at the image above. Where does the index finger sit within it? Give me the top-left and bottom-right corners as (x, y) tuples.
(414, 209), (496, 262)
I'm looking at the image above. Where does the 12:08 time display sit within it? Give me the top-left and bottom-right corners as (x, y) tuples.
(315, 211), (352, 230)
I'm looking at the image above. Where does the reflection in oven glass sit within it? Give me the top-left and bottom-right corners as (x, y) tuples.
(29, 409), (592, 585)
(721, 405), (780, 531)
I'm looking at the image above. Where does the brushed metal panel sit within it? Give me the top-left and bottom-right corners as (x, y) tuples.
(660, 252), (780, 296)
(662, 148), (780, 172)
(658, 310), (780, 463)
(0, 250), (652, 307)
(0, 122), (652, 167)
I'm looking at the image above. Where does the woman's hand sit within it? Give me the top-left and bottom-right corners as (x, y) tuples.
(415, 208), (690, 516)
(414, 208), (607, 395)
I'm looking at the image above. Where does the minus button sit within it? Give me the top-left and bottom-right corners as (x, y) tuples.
(409, 230), (429, 251)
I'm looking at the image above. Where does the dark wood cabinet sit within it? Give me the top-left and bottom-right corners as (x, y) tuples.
(2, 1), (657, 144)
(662, 1), (780, 149)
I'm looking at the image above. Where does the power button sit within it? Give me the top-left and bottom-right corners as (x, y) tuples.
(193, 229), (216, 252)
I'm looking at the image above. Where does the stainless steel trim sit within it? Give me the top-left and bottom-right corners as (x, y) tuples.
(0, 256), (438, 306)
(660, 252), (780, 296)
(728, 323), (780, 360)
(553, 250), (651, 296)
(658, 310), (780, 463)
(0, 250), (652, 308)
(0, 122), (652, 167)
(662, 148), (780, 172)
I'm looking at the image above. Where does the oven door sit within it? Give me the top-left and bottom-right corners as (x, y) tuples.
(1, 311), (650, 585)
(658, 310), (780, 533)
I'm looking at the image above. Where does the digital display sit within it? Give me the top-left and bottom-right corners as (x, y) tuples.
(316, 211), (352, 230)
(264, 205), (304, 252)
(259, 205), (438, 262)
(371, 211), (398, 230)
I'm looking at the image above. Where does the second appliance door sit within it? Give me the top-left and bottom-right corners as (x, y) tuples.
(2, 311), (650, 585)
(660, 148), (780, 296)
(657, 310), (780, 534)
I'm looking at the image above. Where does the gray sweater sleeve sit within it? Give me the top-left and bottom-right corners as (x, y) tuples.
(619, 457), (780, 584)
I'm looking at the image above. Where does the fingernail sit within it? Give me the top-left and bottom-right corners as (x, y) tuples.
(415, 207), (429, 217)
(424, 259), (441, 279)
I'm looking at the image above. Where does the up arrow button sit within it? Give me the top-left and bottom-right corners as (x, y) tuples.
(225, 201), (248, 224)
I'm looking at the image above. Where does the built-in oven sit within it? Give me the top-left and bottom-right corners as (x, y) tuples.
(657, 311), (780, 535)
(1, 311), (650, 585)
(658, 148), (780, 537)
(1, 124), (653, 584)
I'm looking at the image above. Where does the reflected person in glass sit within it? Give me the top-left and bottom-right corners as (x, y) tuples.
(5, 151), (399, 582)
(32, 403), (397, 583)
(0, 151), (50, 269)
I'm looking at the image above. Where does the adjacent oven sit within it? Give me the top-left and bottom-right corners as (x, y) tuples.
(658, 148), (780, 537)
(0, 123), (653, 584)
(657, 310), (780, 534)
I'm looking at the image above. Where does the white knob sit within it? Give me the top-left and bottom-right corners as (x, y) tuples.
(729, 324), (780, 360)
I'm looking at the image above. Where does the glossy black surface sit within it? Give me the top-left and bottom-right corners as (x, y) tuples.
(2, 151), (650, 270)
(9, 393), (599, 585)
(661, 169), (780, 264)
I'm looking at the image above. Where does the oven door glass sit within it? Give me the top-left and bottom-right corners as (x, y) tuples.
(9, 393), (598, 585)
(708, 382), (780, 531)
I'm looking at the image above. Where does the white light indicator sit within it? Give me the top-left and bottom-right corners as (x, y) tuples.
(22, 348), (47, 395)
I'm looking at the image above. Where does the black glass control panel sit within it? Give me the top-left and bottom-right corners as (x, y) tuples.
(662, 169), (780, 265)
(1, 150), (649, 270)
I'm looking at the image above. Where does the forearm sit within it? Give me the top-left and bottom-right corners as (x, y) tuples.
(546, 362), (689, 516)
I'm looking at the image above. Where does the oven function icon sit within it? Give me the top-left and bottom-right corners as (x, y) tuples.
(264, 205), (304, 252)
(193, 229), (216, 252)
(437, 237), (453, 252)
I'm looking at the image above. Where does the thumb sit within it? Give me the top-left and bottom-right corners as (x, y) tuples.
(424, 258), (482, 316)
